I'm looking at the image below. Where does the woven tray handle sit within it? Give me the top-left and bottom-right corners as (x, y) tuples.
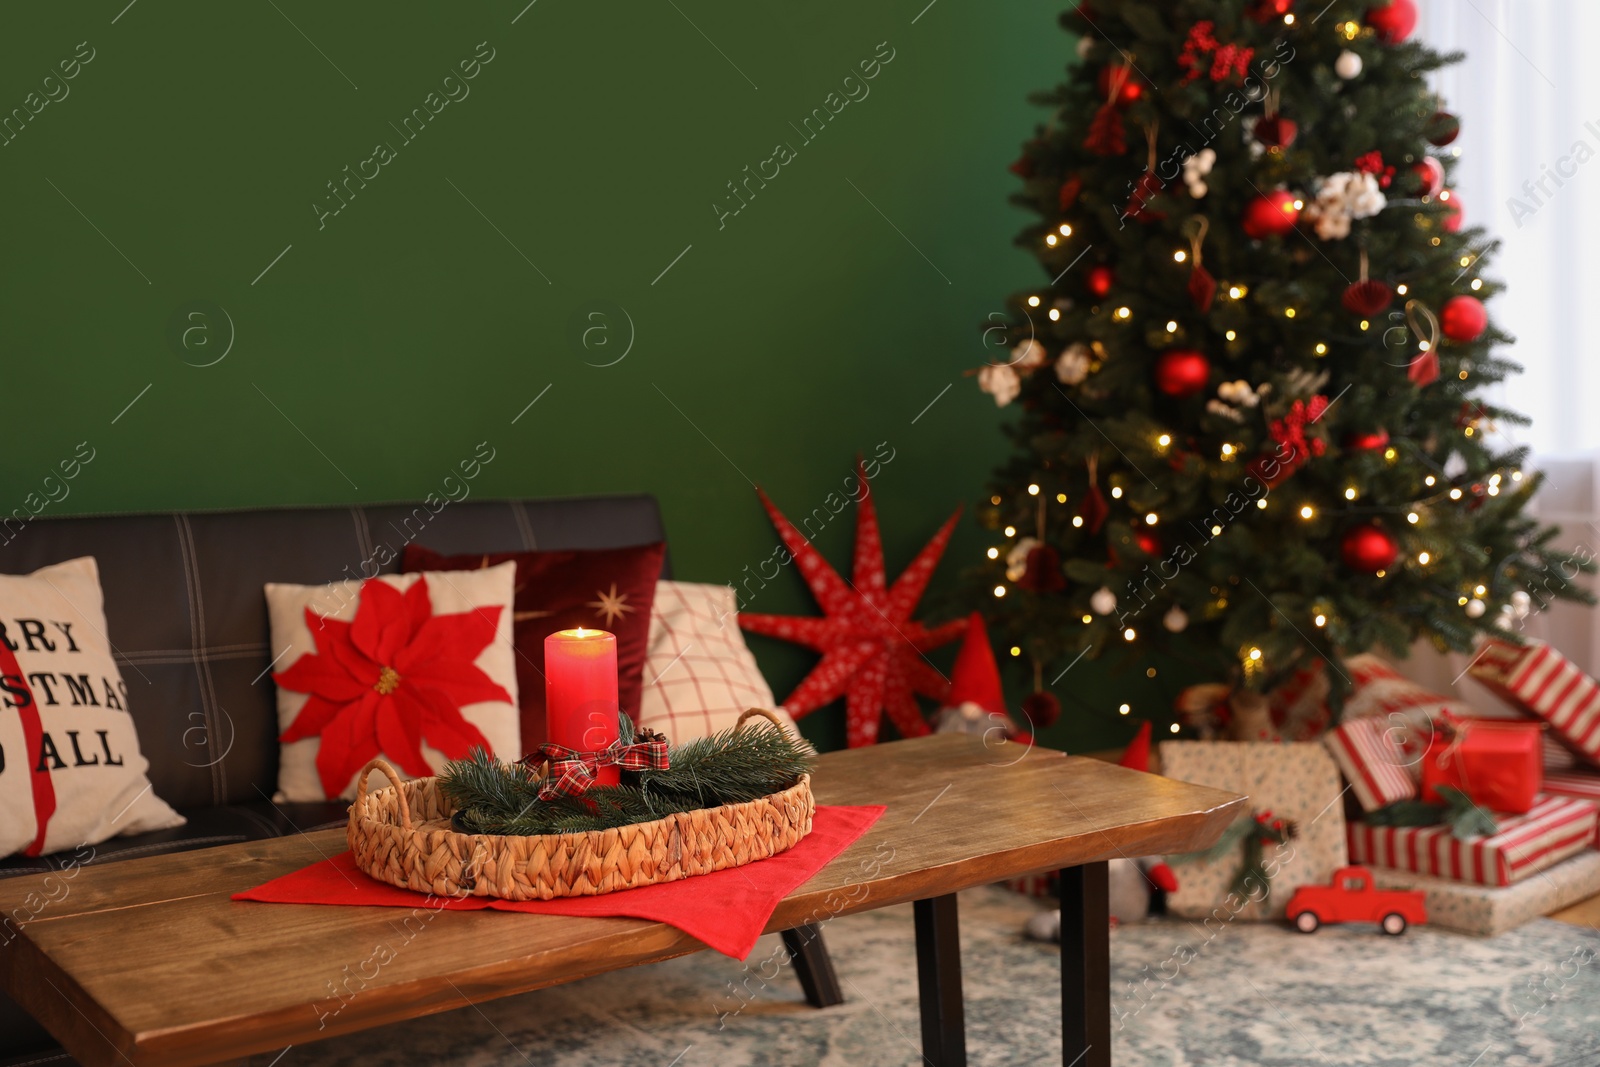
(736, 707), (793, 738)
(355, 758), (413, 833)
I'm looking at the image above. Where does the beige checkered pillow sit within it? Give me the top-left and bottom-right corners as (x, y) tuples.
(636, 581), (799, 744)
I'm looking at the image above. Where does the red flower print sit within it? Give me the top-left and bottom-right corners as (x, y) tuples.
(276, 578), (511, 797)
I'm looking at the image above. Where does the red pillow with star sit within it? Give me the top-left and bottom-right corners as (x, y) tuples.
(403, 542), (666, 753)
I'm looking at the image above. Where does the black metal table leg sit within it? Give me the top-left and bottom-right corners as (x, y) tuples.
(914, 893), (966, 1067)
(1060, 862), (1111, 1067)
(781, 923), (844, 1008)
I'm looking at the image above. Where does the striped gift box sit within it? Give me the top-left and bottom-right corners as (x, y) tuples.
(1348, 794), (1599, 886)
(1323, 716), (1418, 812)
(1543, 768), (1600, 846)
(1469, 639), (1600, 768)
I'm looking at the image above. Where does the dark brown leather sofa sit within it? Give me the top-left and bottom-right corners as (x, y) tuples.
(0, 497), (839, 1064)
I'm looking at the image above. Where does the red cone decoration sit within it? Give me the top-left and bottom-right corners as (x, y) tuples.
(1440, 295), (1488, 342)
(1119, 720), (1153, 771)
(946, 613), (1007, 718)
(1085, 100), (1127, 156)
(1059, 174), (1083, 212)
(1408, 349), (1440, 386)
(1342, 279), (1395, 317)
(1079, 481), (1110, 533)
(1242, 190), (1300, 238)
(1153, 348), (1211, 398)
(1341, 523), (1400, 573)
(1365, 0), (1417, 43)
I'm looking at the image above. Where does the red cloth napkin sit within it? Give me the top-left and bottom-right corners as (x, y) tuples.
(233, 804), (884, 959)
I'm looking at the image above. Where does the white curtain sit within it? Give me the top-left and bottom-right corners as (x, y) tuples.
(1402, 2), (1600, 687)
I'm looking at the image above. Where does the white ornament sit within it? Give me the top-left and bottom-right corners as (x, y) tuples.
(1335, 50), (1363, 79)
(1510, 589), (1532, 618)
(1012, 338), (1048, 370)
(1055, 343), (1092, 385)
(1466, 598), (1487, 619)
(1163, 606), (1189, 633)
(1217, 380), (1262, 407)
(1076, 36), (1095, 60)
(1182, 149), (1216, 199)
(1090, 587), (1118, 616)
(978, 363), (1022, 407)
(1006, 537), (1040, 582)
(1305, 171), (1386, 241)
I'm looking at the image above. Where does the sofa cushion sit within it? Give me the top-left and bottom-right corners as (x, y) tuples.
(266, 564), (520, 801)
(404, 542), (666, 750)
(1, 558), (185, 859)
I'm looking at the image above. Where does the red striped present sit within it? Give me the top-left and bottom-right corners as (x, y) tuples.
(1543, 768), (1600, 846)
(1469, 639), (1600, 768)
(1348, 794), (1599, 886)
(1323, 716), (1419, 812)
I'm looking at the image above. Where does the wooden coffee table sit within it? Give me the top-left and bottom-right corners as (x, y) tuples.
(0, 734), (1243, 1067)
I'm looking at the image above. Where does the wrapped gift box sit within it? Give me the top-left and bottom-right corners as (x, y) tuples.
(1348, 794), (1599, 886)
(1543, 768), (1600, 845)
(1420, 717), (1544, 814)
(1323, 715), (1418, 812)
(1469, 638), (1600, 768)
(1371, 850), (1600, 936)
(1159, 741), (1348, 921)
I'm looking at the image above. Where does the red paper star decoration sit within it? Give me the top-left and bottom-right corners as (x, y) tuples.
(276, 578), (511, 797)
(739, 463), (966, 747)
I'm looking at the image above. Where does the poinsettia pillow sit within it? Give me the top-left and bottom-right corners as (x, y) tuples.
(1, 557), (185, 858)
(266, 563), (519, 802)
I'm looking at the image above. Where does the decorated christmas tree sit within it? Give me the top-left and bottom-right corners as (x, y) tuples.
(975, 0), (1589, 723)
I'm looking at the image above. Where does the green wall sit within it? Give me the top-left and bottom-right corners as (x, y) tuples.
(1, 0), (1158, 752)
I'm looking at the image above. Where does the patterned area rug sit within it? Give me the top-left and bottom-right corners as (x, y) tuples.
(257, 885), (1600, 1067)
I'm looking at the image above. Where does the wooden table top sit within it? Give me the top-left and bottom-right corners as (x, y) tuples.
(0, 734), (1244, 1067)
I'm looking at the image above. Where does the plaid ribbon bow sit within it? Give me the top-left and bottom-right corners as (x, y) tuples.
(525, 730), (670, 800)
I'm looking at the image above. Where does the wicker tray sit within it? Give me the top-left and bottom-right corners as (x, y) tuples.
(347, 708), (815, 900)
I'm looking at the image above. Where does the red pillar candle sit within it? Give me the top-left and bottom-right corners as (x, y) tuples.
(544, 627), (621, 787)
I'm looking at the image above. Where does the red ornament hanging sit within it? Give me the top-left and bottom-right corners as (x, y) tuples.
(1080, 456), (1110, 534)
(738, 462), (965, 748)
(1440, 295), (1487, 342)
(1365, 0), (1417, 44)
(1124, 172), (1167, 223)
(1185, 216), (1216, 312)
(1342, 250), (1394, 316)
(1426, 111), (1461, 147)
(1341, 524), (1400, 573)
(1408, 350), (1440, 387)
(1412, 156), (1445, 197)
(1254, 115), (1298, 150)
(1242, 190), (1300, 239)
(1153, 348), (1211, 398)
(1096, 64), (1143, 105)
(1015, 544), (1067, 593)
(1022, 690), (1062, 729)
(1085, 66), (1130, 156)
(1405, 300), (1441, 387)
(1086, 264), (1116, 300)
(1248, 0), (1294, 23)
(1343, 428), (1391, 452)
(1058, 174), (1083, 212)
(1134, 526), (1162, 556)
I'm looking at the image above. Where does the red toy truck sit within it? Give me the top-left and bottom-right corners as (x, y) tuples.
(1285, 866), (1428, 935)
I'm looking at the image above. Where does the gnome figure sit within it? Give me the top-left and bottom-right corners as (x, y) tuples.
(1024, 722), (1179, 940)
(934, 613), (1024, 741)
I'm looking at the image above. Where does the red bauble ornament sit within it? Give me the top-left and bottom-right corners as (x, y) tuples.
(1342, 279), (1395, 317)
(1097, 64), (1143, 105)
(1440, 295), (1487, 342)
(1241, 190), (1300, 239)
(1022, 690), (1062, 730)
(1248, 0), (1294, 22)
(1253, 116), (1298, 149)
(1153, 348), (1211, 398)
(1426, 111), (1461, 147)
(1441, 190), (1464, 233)
(1341, 524), (1399, 573)
(1134, 527), (1162, 556)
(1365, 0), (1417, 43)
(1086, 264), (1116, 300)
(1343, 428), (1391, 452)
(1412, 156), (1445, 197)
(738, 462), (966, 747)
